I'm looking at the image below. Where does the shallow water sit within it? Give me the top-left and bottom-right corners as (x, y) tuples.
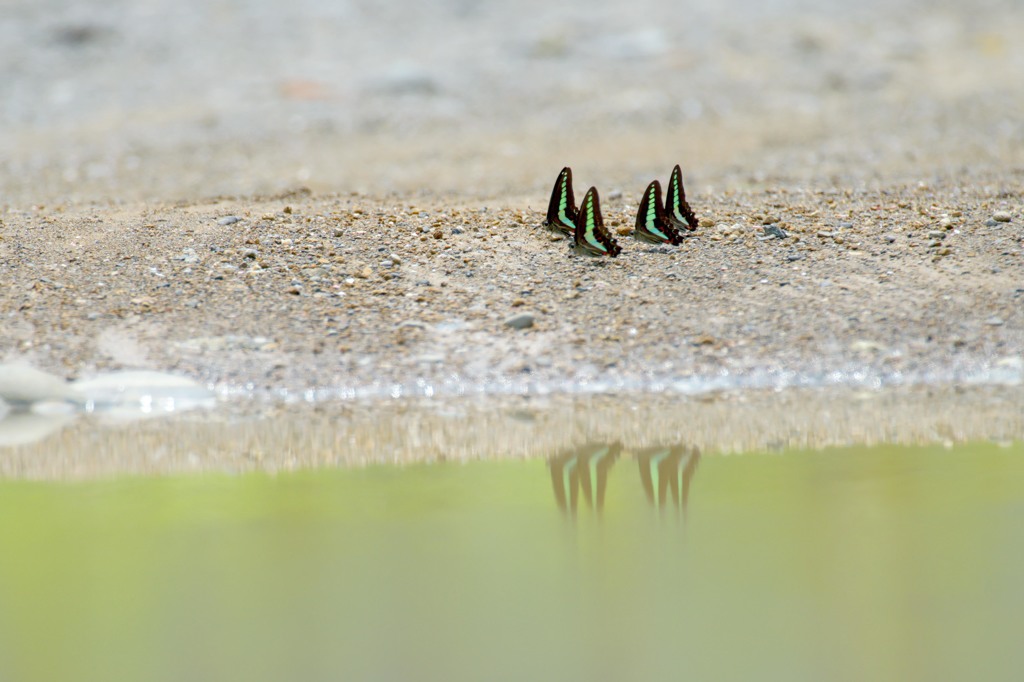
(2, 441), (1023, 682)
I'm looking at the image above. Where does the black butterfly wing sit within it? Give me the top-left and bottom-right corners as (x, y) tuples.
(666, 164), (698, 231)
(634, 179), (684, 245)
(545, 167), (577, 235)
(574, 187), (621, 257)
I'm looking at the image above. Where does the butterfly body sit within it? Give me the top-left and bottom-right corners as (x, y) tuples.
(665, 164), (698, 231)
(544, 167), (577, 236)
(634, 179), (684, 245)
(573, 187), (621, 257)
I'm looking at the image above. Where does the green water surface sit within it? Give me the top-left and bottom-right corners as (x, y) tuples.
(1, 442), (1023, 682)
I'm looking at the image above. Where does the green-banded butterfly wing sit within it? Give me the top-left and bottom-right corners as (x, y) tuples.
(634, 179), (683, 245)
(544, 167), (577, 235)
(573, 187), (621, 257)
(666, 164), (698, 231)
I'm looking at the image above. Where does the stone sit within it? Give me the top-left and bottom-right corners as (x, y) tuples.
(0, 364), (75, 405)
(504, 312), (535, 330)
(176, 248), (200, 264)
(217, 216), (241, 226)
(993, 211), (1012, 222)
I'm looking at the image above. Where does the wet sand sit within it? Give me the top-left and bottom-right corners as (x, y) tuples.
(1, 385), (1021, 479)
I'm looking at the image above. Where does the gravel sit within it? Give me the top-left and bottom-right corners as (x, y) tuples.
(1, 181), (1020, 397)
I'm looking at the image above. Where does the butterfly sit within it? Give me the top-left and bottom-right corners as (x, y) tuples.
(664, 164), (698, 231)
(544, 166), (577, 235)
(573, 187), (621, 257)
(634, 179), (684, 245)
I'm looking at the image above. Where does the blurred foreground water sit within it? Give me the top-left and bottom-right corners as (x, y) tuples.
(1, 441), (1023, 682)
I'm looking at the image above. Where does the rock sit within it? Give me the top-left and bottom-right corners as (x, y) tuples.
(838, 222), (854, 229)
(504, 312), (535, 330)
(375, 63), (439, 95)
(217, 215), (241, 226)
(986, 317), (1004, 326)
(302, 267), (328, 279)
(389, 253), (402, 264)
(763, 225), (788, 239)
(985, 219), (1000, 227)
(0, 364), (75, 405)
(608, 189), (623, 200)
(850, 340), (886, 353)
(604, 28), (668, 59)
(993, 211), (1012, 222)
(176, 247), (200, 264)
(70, 371), (214, 414)
(927, 230), (945, 239)
(884, 234), (897, 243)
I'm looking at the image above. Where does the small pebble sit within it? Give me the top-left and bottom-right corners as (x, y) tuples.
(838, 222), (853, 229)
(608, 190), (623, 200)
(217, 216), (241, 226)
(884, 234), (897, 243)
(986, 317), (1004, 326)
(763, 225), (788, 239)
(985, 219), (1000, 227)
(927, 230), (945, 239)
(504, 312), (535, 330)
(993, 211), (1012, 223)
(432, 229), (444, 239)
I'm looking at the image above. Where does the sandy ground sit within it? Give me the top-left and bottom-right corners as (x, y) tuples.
(2, 179), (1021, 396)
(1, 1), (1023, 475)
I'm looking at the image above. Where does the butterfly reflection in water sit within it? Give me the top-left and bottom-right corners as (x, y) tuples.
(548, 443), (700, 516)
